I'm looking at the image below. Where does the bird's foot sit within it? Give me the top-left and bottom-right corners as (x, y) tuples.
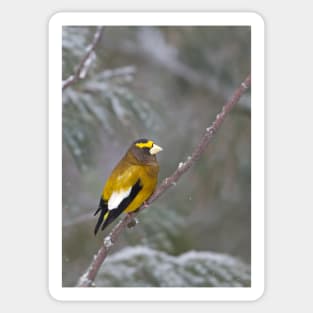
(127, 215), (139, 228)
(142, 201), (149, 209)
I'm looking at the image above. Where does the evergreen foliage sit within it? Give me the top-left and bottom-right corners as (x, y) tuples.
(62, 26), (251, 287)
(96, 246), (250, 287)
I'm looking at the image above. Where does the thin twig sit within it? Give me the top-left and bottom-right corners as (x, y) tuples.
(62, 26), (104, 91)
(76, 74), (251, 287)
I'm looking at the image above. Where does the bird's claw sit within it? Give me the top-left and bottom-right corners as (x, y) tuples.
(127, 217), (139, 228)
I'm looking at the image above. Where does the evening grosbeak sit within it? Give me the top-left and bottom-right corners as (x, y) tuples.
(94, 139), (162, 234)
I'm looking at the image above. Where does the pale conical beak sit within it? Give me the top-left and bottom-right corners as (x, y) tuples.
(150, 143), (163, 155)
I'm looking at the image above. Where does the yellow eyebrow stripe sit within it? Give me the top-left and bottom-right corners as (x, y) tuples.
(135, 140), (154, 149)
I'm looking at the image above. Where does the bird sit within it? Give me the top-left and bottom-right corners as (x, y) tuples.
(94, 138), (163, 235)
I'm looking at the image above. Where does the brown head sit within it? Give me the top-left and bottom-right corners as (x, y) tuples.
(128, 138), (163, 164)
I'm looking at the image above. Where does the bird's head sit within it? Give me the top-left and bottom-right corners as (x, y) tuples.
(129, 138), (163, 163)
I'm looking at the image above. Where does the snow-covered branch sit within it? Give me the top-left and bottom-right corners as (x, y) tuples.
(77, 74), (251, 287)
(62, 26), (104, 91)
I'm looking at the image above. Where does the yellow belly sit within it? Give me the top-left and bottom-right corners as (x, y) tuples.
(124, 175), (157, 213)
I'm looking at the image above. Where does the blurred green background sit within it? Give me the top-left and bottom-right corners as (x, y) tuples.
(62, 26), (251, 287)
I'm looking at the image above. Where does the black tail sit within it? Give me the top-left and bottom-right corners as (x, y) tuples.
(94, 198), (108, 235)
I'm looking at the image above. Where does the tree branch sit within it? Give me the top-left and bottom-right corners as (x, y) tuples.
(76, 74), (251, 287)
(62, 26), (104, 91)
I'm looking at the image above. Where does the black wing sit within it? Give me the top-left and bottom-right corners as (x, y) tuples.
(94, 179), (142, 235)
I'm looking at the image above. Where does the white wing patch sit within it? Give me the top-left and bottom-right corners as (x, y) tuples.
(108, 187), (132, 211)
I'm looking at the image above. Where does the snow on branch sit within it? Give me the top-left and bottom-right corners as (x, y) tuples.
(62, 26), (104, 91)
(76, 74), (251, 287)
